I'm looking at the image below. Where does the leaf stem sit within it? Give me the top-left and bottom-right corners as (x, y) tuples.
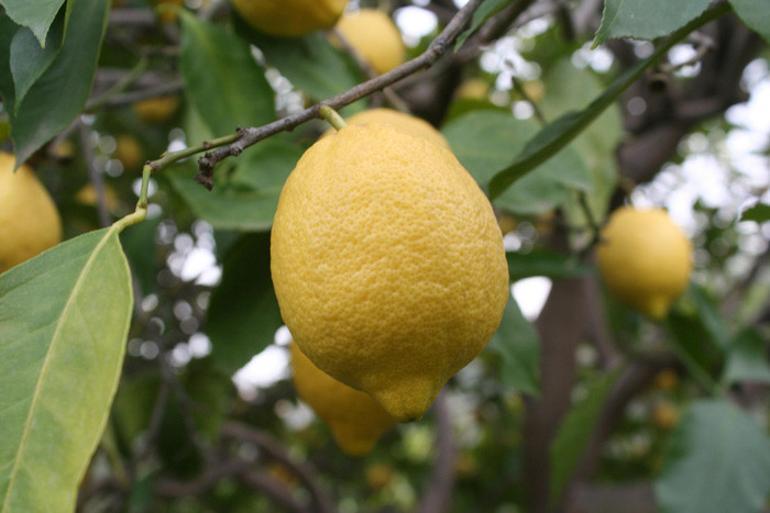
(319, 105), (348, 131)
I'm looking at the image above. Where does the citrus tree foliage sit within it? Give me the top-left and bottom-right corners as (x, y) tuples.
(0, 1), (769, 513)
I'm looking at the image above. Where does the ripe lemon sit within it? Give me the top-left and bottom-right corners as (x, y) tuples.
(114, 134), (144, 171)
(597, 207), (692, 319)
(133, 95), (180, 124)
(0, 153), (62, 273)
(232, 0), (348, 37)
(335, 10), (405, 75)
(272, 124), (509, 421)
(290, 343), (395, 455)
(323, 108), (447, 149)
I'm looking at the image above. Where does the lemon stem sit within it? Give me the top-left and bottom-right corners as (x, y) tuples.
(319, 105), (347, 131)
(136, 164), (152, 210)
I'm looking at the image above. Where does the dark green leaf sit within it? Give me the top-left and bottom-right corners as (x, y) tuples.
(507, 250), (590, 281)
(550, 371), (619, 504)
(724, 328), (770, 385)
(655, 399), (770, 513)
(455, 0), (512, 49)
(8, 0), (109, 167)
(236, 19), (361, 101)
(690, 285), (730, 351)
(0, 227), (133, 513)
(729, 0), (770, 43)
(180, 13), (274, 137)
(488, 4), (729, 200)
(230, 135), (303, 191)
(0, 15), (17, 109)
(442, 110), (591, 215)
(9, 21), (62, 111)
(120, 217), (161, 296)
(0, 0), (65, 46)
(207, 233), (282, 375)
(594, 0), (711, 46)
(740, 202), (770, 223)
(489, 297), (540, 395)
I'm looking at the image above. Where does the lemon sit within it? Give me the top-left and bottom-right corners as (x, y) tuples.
(652, 401), (680, 430)
(75, 184), (122, 214)
(455, 78), (489, 101)
(272, 124), (509, 421)
(365, 463), (394, 490)
(323, 108), (447, 149)
(597, 207), (692, 320)
(233, 0), (348, 37)
(290, 343), (395, 455)
(0, 153), (62, 273)
(335, 10), (405, 75)
(114, 134), (144, 171)
(133, 95), (180, 124)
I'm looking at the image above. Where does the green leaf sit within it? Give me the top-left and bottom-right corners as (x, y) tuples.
(235, 19), (361, 101)
(455, 0), (512, 49)
(541, 59), (622, 221)
(723, 328), (770, 385)
(0, 0), (65, 47)
(7, 0), (109, 167)
(489, 297), (540, 395)
(0, 15), (17, 108)
(740, 202), (770, 223)
(180, 13), (274, 137)
(506, 250), (590, 281)
(0, 228), (133, 513)
(9, 21), (62, 112)
(594, 0), (711, 46)
(442, 110), (591, 215)
(207, 233), (282, 375)
(488, 3), (729, 200)
(230, 135), (303, 191)
(655, 399), (770, 513)
(550, 371), (619, 504)
(690, 285), (730, 351)
(729, 0), (770, 44)
(120, 217), (161, 296)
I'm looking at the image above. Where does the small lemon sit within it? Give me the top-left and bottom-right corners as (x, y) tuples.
(133, 96), (180, 124)
(323, 108), (447, 149)
(272, 124), (509, 421)
(652, 401), (680, 430)
(365, 463), (394, 490)
(75, 184), (121, 214)
(597, 207), (692, 319)
(335, 10), (405, 74)
(290, 343), (395, 456)
(455, 78), (489, 101)
(114, 134), (144, 171)
(233, 0), (348, 37)
(0, 153), (62, 273)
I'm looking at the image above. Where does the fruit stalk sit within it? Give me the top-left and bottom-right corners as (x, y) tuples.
(319, 105), (348, 131)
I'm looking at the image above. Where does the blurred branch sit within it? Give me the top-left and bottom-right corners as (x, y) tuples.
(155, 459), (249, 496)
(222, 422), (335, 513)
(109, 8), (156, 27)
(239, 472), (311, 513)
(415, 391), (457, 513)
(195, 0), (486, 183)
(87, 80), (184, 111)
(455, 0), (537, 64)
(78, 123), (111, 227)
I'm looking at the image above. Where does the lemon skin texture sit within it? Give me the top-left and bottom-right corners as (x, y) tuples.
(0, 153), (62, 273)
(323, 108), (448, 149)
(336, 10), (406, 75)
(271, 125), (509, 421)
(291, 343), (395, 456)
(596, 207), (692, 320)
(233, 0), (348, 38)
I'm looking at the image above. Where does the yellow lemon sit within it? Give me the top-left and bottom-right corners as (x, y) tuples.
(597, 207), (692, 319)
(290, 343), (395, 456)
(652, 401), (680, 430)
(272, 124), (509, 421)
(75, 184), (122, 214)
(0, 153), (62, 273)
(365, 463), (394, 490)
(336, 10), (405, 75)
(233, 0), (348, 37)
(114, 134), (144, 171)
(133, 95), (180, 124)
(323, 108), (447, 149)
(455, 78), (489, 101)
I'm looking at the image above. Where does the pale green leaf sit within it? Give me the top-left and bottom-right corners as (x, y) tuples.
(594, 0), (711, 45)
(0, 228), (133, 513)
(0, 0), (65, 47)
(724, 329), (770, 385)
(729, 0), (770, 43)
(180, 13), (274, 137)
(506, 250), (589, 281)
(655, 399), (770, 513)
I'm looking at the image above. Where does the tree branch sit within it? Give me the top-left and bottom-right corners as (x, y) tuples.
(415, 391), (457, 513)
(195, 0), (485, 183)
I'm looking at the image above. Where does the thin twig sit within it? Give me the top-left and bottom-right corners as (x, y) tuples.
(222, 422), (335, 513)
(195, 0), (485, 181)
(89, 80), (184, 111)
(79, 123), (111, 227)
(415, 391), (457, 513)
(578, 191), (602, 258)
(85, 57), (148, 113)
(239, 472), (312, 513)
